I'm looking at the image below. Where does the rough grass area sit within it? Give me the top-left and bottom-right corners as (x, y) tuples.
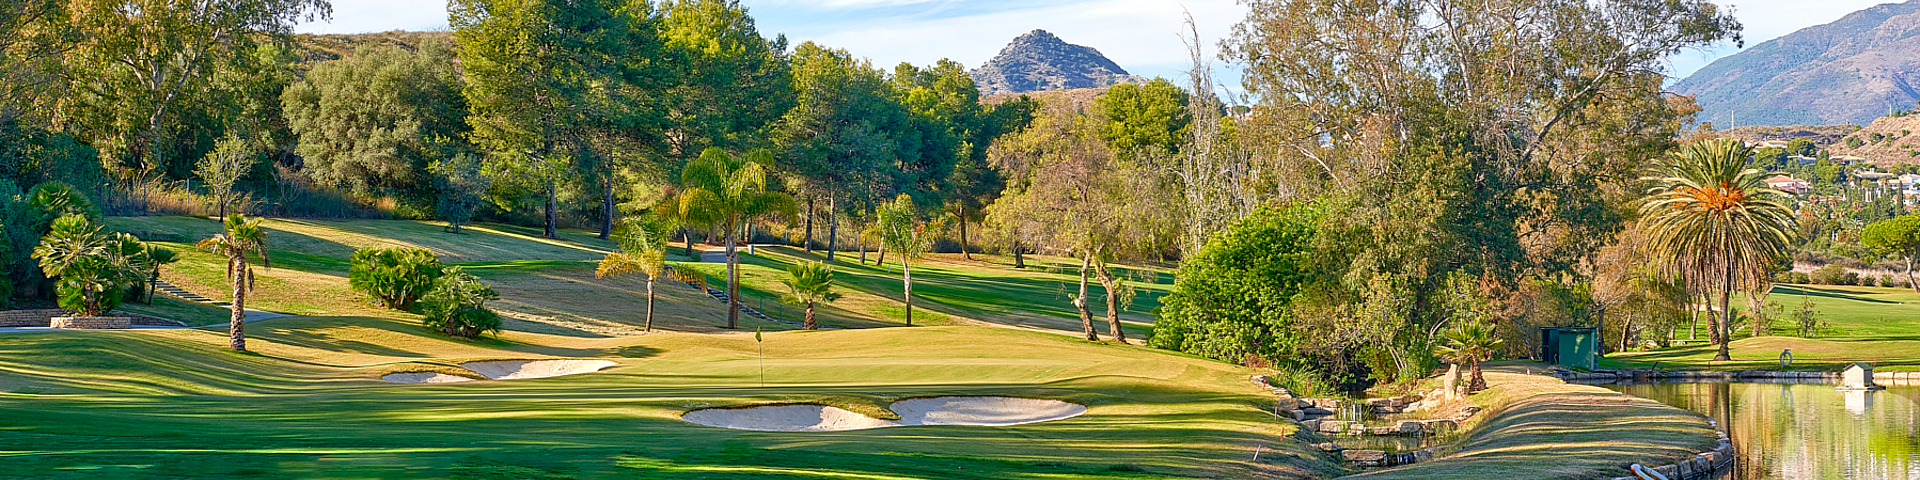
(1607, 283), (1920, 372)
(0, 320), (1341, 479)
(106, 216), (623, 262)
(1341, 364), (1716, 480)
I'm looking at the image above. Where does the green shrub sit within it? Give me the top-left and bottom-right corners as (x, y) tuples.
(348, 247), (443, 310)
(1151, 202), (1322, 367)
(1880, 274), (1903, 288)
(1810, 264), (1849, 285)
(419, 267), (500, 338)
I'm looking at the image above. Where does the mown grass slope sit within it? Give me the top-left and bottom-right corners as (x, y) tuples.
(1607, 284), (1920, 371)
(0, 319), (1339, 479)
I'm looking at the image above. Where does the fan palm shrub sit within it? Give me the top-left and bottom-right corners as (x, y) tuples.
(1639, 139), (1795, 361)
(32, 215), (148, 316)
(779, 261), (841, 330)
(1433, 321), (1503, 394)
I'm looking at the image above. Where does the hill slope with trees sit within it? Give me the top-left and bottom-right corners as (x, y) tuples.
(1673, 0), (1920, 126)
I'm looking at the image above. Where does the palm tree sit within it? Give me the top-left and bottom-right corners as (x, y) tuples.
(1639, 139), (1795, 361)
(198, 214), (271, 352)
(1433, 321), (1503, 394)
(596, 213), (676, 332)
(779, 261), (841, 330)
(875, 194), (939, 326)
(675, 148), (795, 329)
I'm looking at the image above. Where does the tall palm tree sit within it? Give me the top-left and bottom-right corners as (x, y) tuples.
(1639, 139), (1795, 361)
(875, 194), (939, 326)
(1433, 321), (1503, 394)
(675, 148), (795, 329)
(596, 213), (676, 332)
(779, 261), (841, 330)
(198, 214), (270, 352)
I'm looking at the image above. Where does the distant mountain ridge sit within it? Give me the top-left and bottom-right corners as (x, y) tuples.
(969, 30), (1145, 96)
(1673, 0), (1920, 127)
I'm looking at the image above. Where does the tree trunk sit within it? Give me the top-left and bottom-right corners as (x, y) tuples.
(1095, 260), (1126, 344)
(645, 278), (655, 332)
(684, 230), (694, 258)
(804, 197), (815, 252)
(1013, 241), (1026, 269)
(1074, 254), (1097, 341)
(903, 262), (914, 326)
(1467, 361), (1486, 393)
(1751, 286), (1769, 337)
(804, 303), (816, 330)
(599, 176), (614, 240)
(959, 205), (971, 260)
(229, 257), (247, 352)
(1908, 256), (1916, 293)
(876, 245), (886, 266)
(826, 191), (837, 261)
(543, 184), (558, 239)
(1715, 274), (1733, 361)
(725, 216), (740, 329)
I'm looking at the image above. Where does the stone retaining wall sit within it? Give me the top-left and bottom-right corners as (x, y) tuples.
(0, 309), (184, 328)
(50, 316), (131, 329)
(1604, 419), (1735, 480)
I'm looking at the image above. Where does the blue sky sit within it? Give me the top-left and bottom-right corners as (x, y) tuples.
(300, 0), (1901, 87)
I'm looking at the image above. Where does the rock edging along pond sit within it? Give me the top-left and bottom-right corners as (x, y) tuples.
(1602, 419), (1734, 480)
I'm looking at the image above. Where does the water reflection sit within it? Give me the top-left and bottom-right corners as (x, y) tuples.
(1604, 381), (1920, 479)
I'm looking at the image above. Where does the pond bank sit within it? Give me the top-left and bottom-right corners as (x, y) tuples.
(1335, 364), (1722, 480)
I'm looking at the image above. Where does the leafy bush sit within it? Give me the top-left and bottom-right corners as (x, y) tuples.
(1151, 203), (1322, 367)
(1811, 264), (1849, 285)
(348, 247), (443, 310)
(1880, 274), (1903, 288)
(418, 267), (500, 338)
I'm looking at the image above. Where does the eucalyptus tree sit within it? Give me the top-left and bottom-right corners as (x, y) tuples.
(198, 214), (271, 352)
(1640, 139), (1795, 361)
(773, 42), (901, 261)
(451, 0), (662, 239)
(596, 212), (677, 331)
(674, 148), (794, 328)
(60, 0), (329, 178)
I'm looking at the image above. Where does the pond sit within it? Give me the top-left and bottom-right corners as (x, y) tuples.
(1602, 380), (1920, 479)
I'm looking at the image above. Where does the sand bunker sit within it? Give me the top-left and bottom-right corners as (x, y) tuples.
(682, 396), (1086, 432)
(460, 359), (617, 380)
(381, 372), (477, 384)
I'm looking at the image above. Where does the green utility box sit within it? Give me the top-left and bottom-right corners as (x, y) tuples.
(1541, 327), (1598, 371)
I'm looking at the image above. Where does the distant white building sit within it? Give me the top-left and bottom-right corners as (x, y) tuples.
(1765, 175), (1811, 195)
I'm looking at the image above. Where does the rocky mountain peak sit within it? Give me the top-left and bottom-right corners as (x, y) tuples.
(970, 29), (1146, 96)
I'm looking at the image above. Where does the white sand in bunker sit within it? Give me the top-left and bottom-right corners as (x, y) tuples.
(460, 359), (618, 380)
(380, 372), (476, 384)
(682, 396), (1087, 432)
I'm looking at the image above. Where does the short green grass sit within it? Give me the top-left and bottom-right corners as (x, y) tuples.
(1608, 283), (1920, 372)
(0, 320), (1340, 479)
(1341, 363), (1716, 480)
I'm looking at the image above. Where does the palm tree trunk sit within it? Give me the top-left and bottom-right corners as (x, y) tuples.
(1715, 274), (1734, 361)
(902, 262), (913, 326)
(1075, 254), (1097, 341)
(644, 278), (655, 332)
(1468, 361), (1486, 393)
(804, 303), (816, 330)
(229, 258), (247, 352)
(725, 217), (740, 329)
